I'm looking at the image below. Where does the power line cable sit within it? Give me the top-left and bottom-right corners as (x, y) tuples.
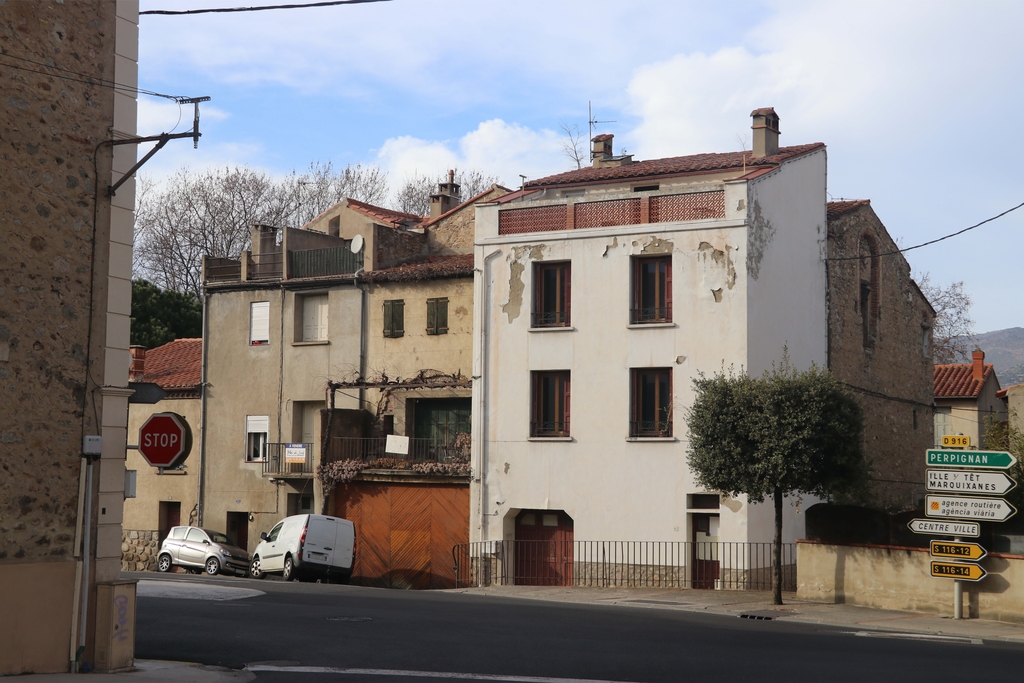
(0, 52), (185, 101)
(827, 200), (1024, 261)
(140, 0), (390, 15)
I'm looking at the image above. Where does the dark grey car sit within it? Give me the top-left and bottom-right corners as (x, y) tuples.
(157, 526), (250, 576)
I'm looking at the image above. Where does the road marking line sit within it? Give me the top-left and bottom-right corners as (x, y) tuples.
(853, 631), (982, 645)
(245, 664), (642, 682)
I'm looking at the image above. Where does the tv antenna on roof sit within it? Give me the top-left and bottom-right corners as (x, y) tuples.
(588, 100), (616, 143)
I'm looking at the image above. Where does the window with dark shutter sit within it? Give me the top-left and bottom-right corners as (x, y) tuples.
(533, 262), (571, 327)
(383, 299), (405, 338)
(531, 371), (570, 437)
(631, 256), (672, 323)
(426, 297), (449, 335)
(630, 368), (672, 437)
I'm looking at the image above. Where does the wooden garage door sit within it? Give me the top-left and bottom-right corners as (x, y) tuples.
(333, 482), (469, 589)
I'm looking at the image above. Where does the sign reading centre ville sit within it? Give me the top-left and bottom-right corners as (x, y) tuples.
(138, 412), (193, 469)
(908, 518), (980, 537)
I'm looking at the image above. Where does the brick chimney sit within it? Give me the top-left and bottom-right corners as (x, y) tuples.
(972, 349), (985, 381)
(591, 133), (632, 168)
(129, 345), (146, 381)
(750, 107), (780, 158)
(429, 170), (461, 219)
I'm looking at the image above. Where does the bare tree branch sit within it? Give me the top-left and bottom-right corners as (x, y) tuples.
(918, 273), (976, 364)
(560, 121), (586, 170)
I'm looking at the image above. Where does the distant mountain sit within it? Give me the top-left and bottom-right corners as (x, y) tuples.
(975, 327), (1024, 387)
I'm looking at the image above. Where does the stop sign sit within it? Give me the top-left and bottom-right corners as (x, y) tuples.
(138, 412), (193, 468)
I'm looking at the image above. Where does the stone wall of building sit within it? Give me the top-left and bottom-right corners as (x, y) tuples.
(427, 186), (509, 254)
(374, 224), (427, 269)
(827, 202), (935, 509)
(121, 530), (159, 572)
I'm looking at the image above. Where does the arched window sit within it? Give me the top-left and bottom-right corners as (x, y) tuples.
(858, 233), (880, 347)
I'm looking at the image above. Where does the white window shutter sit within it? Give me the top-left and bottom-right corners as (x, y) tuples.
(246, 415), (269, 434)
(302, 295), (328, 341)
(250, 301), (270, 344)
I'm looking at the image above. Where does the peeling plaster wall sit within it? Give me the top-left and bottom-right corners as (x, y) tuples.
(744, 149), (828, 377)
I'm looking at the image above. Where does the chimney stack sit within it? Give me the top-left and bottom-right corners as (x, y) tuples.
(429, 169), (461, 219)
(590, 133), (632, 168)
(129, 345), (146, 381)
(972, 349), (985, 381)
(750, 107), (780, 158)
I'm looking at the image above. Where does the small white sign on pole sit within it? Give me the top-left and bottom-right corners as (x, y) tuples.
(385, 434), (410, 456)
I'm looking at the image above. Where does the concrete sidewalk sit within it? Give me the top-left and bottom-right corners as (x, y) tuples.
(449, 584), (1024, 645)
(17, 659), (253, 682)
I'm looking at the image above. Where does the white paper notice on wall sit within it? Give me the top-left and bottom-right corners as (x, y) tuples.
(385, 435), (410, 455)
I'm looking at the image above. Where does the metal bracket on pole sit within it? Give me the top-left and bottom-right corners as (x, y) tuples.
(106, 95), (211, 197)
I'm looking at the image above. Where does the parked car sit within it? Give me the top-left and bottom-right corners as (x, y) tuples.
(249, 514), (355, 583)
(157, 526), (250, 576)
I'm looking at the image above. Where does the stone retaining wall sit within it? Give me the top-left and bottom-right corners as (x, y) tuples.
(121, 530), (159, 572)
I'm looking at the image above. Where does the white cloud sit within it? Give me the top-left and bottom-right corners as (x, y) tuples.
(375, 119), (567, 189)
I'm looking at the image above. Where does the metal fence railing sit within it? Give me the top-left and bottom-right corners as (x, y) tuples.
(326, 437), (469, 465)
(452, 540), (796, 591)
(262, 442), (314, 476)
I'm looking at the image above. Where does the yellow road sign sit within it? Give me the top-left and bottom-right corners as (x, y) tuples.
(942, 435), (971, 448)
(930, 561), (986, 581)
(930, 540), (987, 561)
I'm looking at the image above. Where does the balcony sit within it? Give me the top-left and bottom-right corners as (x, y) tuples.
(262, 442), (314, 478)
(326, 437), (469, 467)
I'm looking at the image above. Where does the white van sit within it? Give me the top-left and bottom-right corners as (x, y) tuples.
(249, 514), (355, 583)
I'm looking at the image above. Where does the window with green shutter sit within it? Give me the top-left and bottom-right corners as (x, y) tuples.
(426, 297), (449, 335)
(383, 299), (404, 338)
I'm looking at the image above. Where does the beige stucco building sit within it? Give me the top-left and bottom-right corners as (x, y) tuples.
(0, 1), (139, 674)
(122, 340), (203, 569)
(934, 349), (1006, 448)
(196, 181), (506, 587)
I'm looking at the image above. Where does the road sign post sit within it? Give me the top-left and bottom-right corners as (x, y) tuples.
(926, 469), (1016, 495)
(926, 449), (1017, 470)
(930, 561), (987, 582)
(930, 540), (987, 561)
(138, 412), (193, 470)
(908, 519), (980, 537)
(925, 494), (1017, 522)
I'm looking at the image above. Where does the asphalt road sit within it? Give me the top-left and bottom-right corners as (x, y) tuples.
(131, 572), (1024, 683)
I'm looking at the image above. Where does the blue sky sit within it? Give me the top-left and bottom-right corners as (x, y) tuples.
(136, 0), (1024, 334)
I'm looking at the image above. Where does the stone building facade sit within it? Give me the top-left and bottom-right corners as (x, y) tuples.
(0, 0), (139, 674)
(825, 200), (935, 508)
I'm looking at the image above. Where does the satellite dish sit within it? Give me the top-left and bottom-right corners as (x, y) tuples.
(350, 234), (364, 254)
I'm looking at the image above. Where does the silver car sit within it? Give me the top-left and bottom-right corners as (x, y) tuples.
(156, 526), (250, 576)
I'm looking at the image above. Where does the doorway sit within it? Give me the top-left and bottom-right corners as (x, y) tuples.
(158, 501), (180, 545)
(287, 492), (314, 516)
(514, 509), (574, 586)
(691, 513), (720, 589)
(226, 511), (249, 551)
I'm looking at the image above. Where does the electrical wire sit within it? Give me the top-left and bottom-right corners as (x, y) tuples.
(0, 52), (185, 101)
(140, 0), (390, 16)
(827, 200), (1024, 261)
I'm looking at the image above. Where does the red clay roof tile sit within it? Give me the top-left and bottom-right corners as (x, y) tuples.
(346, 198), (424, 227)
(143, 338), (202, 390)
(360, 254), (474, 283)
(525, 142), (825, 188)
(934, 363), (996, 399)
(827, 200), (871, 220)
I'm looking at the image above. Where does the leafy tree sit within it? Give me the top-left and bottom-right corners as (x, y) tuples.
(130, 279), (203, 349)
(686, 358), (867, 604)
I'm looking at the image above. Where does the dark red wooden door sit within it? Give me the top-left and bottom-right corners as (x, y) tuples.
(691, 513), (720, 589)
(514, 510), (574, 586)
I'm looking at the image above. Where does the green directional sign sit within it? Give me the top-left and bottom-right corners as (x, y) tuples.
(926, 449), (1017, 470)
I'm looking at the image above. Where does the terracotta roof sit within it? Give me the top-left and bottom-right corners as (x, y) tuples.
(420, 184), (512, 228)
(934, 364), (996, 399)
(997, 383), (1023, 400)
(525, 143), (825, 188)
(346, 198), (424, 227)
(826, 200), (871, 220)
(361, 254), (474, 283)
(750, 107), (778, 117)
(592, 133), (613, 142)
(143, 338), (202, 390)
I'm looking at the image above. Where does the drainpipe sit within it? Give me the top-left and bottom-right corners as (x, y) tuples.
(197, 289), (210, 526)
(355, 270), (367, 409)
(474, 249), (503, 554)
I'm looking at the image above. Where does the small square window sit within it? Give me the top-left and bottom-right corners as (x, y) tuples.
(533, 262), (571, 327)
(531, 371), (570, 437)
(631, 256), (672, 324)
(383, 299), (405, 338)
(426, 297), (449, 335)
(630, 368), (672, 437)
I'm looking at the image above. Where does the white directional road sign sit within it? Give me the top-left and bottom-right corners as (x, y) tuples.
(925, 494), (1017, 522)
(908, 518), (980, 537)
(926, 469), (1016, 495)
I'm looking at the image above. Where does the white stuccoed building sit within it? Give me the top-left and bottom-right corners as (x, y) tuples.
(470, 109), (827, 556)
